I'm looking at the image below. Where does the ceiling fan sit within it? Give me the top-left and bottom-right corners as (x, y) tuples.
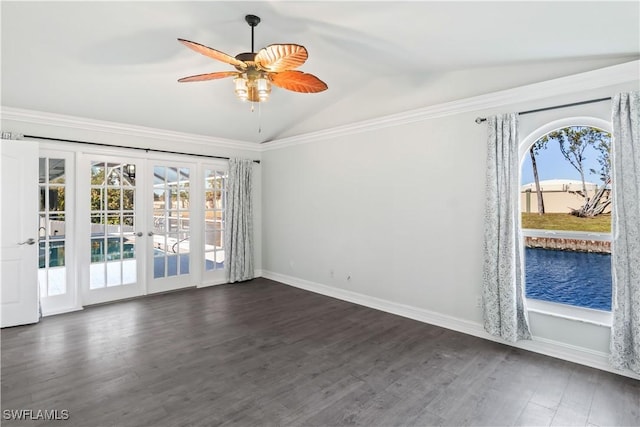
(177, 14), (328, 103)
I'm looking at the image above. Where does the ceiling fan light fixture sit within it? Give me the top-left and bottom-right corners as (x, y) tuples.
(234, 75), (249, 101)
(256, 76), (271, 102)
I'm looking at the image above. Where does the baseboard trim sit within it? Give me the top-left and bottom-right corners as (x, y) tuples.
(260, 270), (639, 380)
(197, 279), (228, 288)
(41, 305), (84, 317)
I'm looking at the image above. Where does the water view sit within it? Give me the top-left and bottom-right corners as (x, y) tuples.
(524, 247), (612, 311)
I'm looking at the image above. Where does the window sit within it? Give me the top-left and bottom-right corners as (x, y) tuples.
(204, 169), (227, 271)
(520, 123), (612, 313)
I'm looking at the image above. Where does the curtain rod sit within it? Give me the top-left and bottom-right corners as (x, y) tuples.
(21, 134), (261, 164)
(474, 97), (612, 124)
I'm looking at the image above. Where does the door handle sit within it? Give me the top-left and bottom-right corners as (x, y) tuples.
(135, 232), (144, 237)
(18, 238), (36, 246)
(148, 231), (154, 236)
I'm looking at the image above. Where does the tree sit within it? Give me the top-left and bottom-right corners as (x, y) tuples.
(528, 140), (547, 214)
(540, 126), (611, 217)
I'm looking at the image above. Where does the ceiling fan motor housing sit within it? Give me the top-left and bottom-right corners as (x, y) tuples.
(245, 15), (261, 27)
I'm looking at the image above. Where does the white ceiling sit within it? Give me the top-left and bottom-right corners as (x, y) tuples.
(2, 1), (639, 144)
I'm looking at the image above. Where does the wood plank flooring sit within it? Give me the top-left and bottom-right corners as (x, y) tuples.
(2, 278), (639, 427)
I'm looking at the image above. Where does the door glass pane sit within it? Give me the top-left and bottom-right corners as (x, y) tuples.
(39, 187), (46, 211)
(49, 240), (65, 267)
(122, 260), (136, 285)
(39, 242), (46, 268)
(49, 159), (65, 184)
(123, 189), (135, 211)
(106, 262), (121, 286)
(49, 214), (66, 239)
(91, 238), (105, 262)
(91, 188), (104, 211)
(39, 158), (46, 184)
(107, 237), (121, 260)
(154, 255), (165, 279)
(166, 255), (178, 277)
(90, 264), (105, 289)
(91, 162), (105, 183)
(49, 187), (64, 211)
(107, 189), (121, 210)
(179, 254), (190, 275)
(106, 164), (121, 186)
(122, 164), (136, 186)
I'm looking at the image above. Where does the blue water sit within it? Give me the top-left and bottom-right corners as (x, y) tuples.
(525, 248), (611, 311)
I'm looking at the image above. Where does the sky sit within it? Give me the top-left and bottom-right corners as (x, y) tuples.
(520, 139), (607, 186)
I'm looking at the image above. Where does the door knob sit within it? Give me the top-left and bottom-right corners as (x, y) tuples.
(135, 232), (143, 237)
(148, 231), (154, 236)
(18, 238), (36, 246)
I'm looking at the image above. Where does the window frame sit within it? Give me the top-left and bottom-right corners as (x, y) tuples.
(519, 116), (613, 326)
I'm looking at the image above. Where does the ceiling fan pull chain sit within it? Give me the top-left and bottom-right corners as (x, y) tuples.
(258, 102), (262, 133)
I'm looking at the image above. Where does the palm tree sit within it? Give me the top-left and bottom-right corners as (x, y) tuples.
(528, 140), (547, 214)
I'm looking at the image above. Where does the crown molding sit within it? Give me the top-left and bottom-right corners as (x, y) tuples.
(263, 60), (640, 150)
(0, 107), (262, 153)
(2, 60), (638, 153)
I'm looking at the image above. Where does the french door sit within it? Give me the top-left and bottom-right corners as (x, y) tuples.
(82, 157), (197, 305)
(148, 163), (195, 294)
(82, 156), (145, 305)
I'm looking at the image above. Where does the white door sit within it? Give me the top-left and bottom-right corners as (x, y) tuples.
(149, 163), (196, 293)
(1, 139), (40, 327)
(81, 157), (146, 305)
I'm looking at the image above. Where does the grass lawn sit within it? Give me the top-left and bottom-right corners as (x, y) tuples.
(521, 212), (611, 233)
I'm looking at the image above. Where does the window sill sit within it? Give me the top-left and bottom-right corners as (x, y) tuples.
(526, 298), (612, 327)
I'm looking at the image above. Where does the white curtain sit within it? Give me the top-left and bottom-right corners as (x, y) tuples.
(482, 113), (532, 342)
(225, 158), (254, 283)
(610, 91), (640, 374)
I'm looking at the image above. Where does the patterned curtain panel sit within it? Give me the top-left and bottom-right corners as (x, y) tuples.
(610, 91), (640, 374)
(482, 113), (532, 342)
(225, 158), (254, 283)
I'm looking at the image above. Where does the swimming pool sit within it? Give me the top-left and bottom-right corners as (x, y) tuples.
(524, 247), (611, 311)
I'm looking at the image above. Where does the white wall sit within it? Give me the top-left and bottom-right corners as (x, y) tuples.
(261, 63), (639, 377)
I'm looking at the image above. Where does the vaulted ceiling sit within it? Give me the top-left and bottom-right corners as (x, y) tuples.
(2, 1), (638, 144)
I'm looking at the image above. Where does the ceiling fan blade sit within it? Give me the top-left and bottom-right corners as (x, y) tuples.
(178, 38), (247, 69)
(255, 44), (308, 72)
(177, 71), (238, 83)
(270, 70), (328, 93)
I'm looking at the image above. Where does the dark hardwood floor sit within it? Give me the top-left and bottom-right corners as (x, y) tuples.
(2, 278), (639, 427)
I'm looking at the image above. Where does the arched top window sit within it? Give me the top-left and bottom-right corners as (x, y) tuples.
(520, 118), (612, 313)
